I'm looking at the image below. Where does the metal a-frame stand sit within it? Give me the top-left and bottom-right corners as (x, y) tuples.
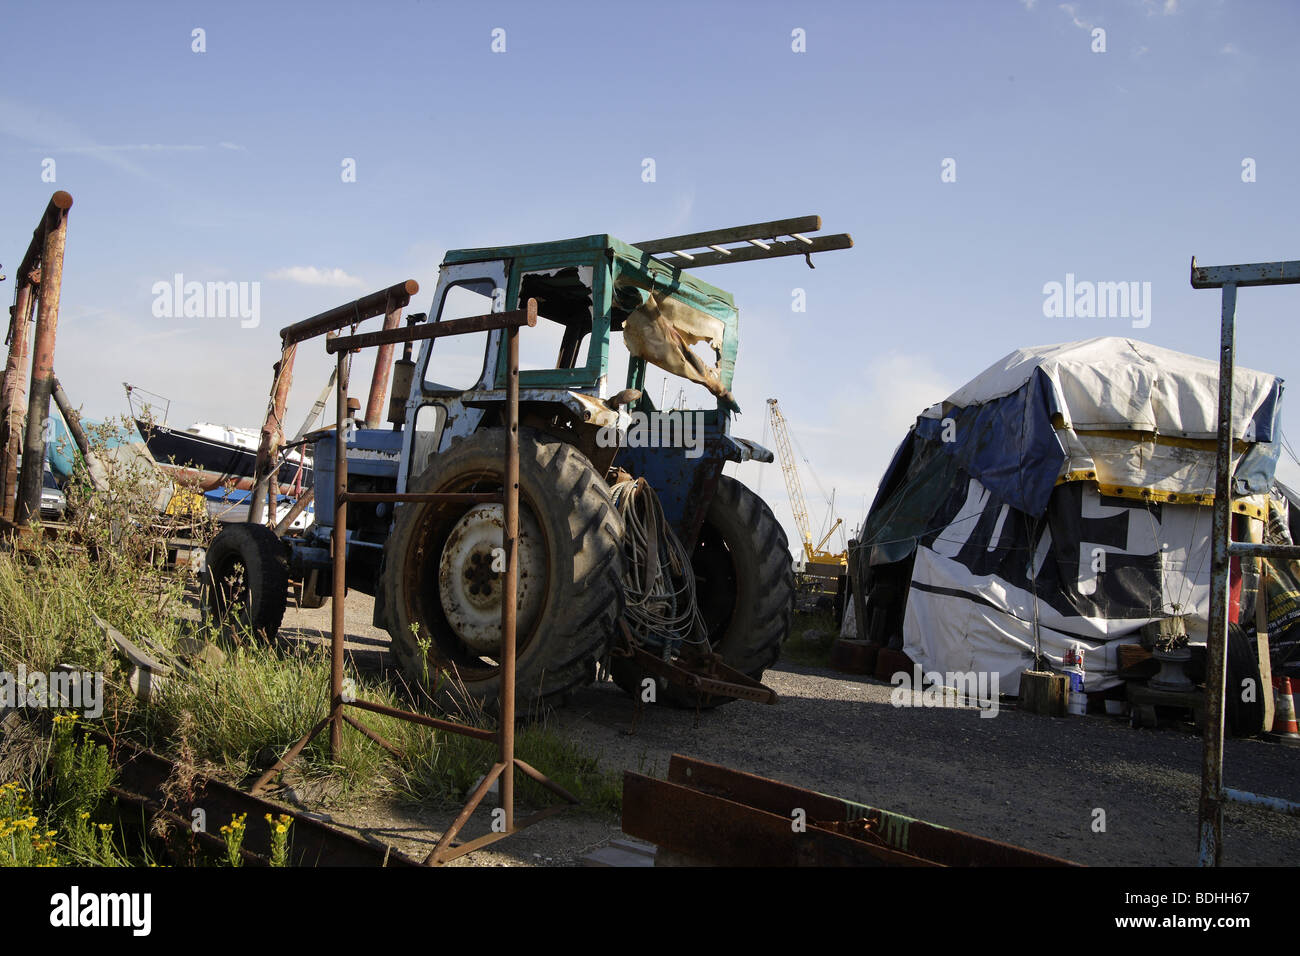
(249, 294), (578, 865)
(1191, 256), (1300, 866)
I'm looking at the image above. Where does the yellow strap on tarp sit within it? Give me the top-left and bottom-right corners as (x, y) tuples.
(1055, 471), (1265, 520)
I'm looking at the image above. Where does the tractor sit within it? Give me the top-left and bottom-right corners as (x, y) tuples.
(202, 217), (852, 710)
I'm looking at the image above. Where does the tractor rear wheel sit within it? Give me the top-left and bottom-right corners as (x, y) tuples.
(380, 427), (624, 713)
(611, 475), (794, 707)
(203, 523), (290, 642)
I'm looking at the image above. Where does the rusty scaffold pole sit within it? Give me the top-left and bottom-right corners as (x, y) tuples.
(1, 277), (37, 524)
(3, 191), (72, 527)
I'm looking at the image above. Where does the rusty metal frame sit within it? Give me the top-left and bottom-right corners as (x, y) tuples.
(81, 726), (418, 866)
(1190, 255), (1300, 866)
(248, 296), (579, 865)
(1, 191), (72, 529)
(248, 280), (421, 526)
(622, 754), (1077, 866)
(613, 636), (778, 705)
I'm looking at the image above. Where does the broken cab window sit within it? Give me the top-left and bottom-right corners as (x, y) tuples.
(516, 267), (592, 371)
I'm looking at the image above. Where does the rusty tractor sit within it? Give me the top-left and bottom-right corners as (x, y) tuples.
(203, 216), (852, 711)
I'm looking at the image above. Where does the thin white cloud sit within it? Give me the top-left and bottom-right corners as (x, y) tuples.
(38, 144), (205, 153)
(1019, 0), (1037, 10)
(218, 141), (247, 151)
(0, 96), (148, 176)
(267, 266), (365, 288)
(1058, 3), (1093, 30)
(1221, 42), (1239, 55)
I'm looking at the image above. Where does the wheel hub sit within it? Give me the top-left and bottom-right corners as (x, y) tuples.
(437, 504), (545, 654)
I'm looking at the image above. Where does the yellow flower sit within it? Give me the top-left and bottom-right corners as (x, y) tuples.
(275, 824), (286, 834)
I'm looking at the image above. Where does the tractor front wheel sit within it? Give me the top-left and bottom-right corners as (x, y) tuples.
(380, 427), (625, 713)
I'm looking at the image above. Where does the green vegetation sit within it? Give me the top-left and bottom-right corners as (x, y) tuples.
(0, 420), (622, 867)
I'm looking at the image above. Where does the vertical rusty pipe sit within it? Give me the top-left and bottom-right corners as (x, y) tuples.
(250, 344), (296, 525)
(15, 196), (71, 525)
(500, 316), (521, 832)
(364, 306), (403, 427)
(331, 345), (350, 759)
(1, 282), (36, 522)
(1198, 281), (1237, 867)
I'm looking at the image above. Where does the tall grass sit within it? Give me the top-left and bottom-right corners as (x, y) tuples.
(0, 418), (622, 831)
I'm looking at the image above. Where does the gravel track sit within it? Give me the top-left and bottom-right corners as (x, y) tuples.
(281, 598), (1300, 866)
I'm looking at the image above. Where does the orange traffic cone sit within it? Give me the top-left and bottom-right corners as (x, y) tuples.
(1271, 676), (1300, 738)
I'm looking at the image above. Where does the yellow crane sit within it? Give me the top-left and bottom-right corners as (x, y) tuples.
(766, 398), (847, 574)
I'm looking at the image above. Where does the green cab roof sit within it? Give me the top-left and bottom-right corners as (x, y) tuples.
(442, 233), (736, 311)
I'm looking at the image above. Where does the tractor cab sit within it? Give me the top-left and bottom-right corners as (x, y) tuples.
(404, 234), (764, 545)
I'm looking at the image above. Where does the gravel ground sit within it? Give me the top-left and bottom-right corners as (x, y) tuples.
(278, 597), (1300, 867)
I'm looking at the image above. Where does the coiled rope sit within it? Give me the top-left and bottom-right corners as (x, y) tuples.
(610, 478), (707, 653)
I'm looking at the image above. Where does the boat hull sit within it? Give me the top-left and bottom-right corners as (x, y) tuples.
(135, 420), (310, 496)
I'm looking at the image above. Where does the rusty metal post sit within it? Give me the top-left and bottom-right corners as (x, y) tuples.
(50, 376), (91, 461)
(364, 305), (403, 427)
(500, 319), (520, 832)
(331, 343), (350, 759)
(15, 193), (72, 525)
(250, 343), (296, 526)
(1198, 282), (1237, 867)
(1, 282), (36, 523)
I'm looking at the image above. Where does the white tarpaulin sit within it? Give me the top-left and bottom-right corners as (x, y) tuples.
(860, 336), (1281, 697)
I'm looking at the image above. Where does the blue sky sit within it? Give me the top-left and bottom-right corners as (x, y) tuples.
(2, 0), (1298, 552)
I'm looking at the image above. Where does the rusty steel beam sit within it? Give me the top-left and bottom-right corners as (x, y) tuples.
(50, 375), (91, 461)
(0, 281), (36, 523)
(624, 754), (1079, 867)
(331, 347), (350, 756)
(345, 696), (498, 743)
(326, 302), (537, 354)
(622, 771), (926, 866)
(15, 193), (72, 525)
(280, 280), (419, 347)
(272, 486), (314, 537)
(364, 304), (404, 427)
(84, 727), (416, 866)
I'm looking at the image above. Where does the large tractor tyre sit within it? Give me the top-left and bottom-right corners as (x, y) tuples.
(381, 427), (625, 714)
(612, 475), (794, 708)
(203, 523), (290, 642)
